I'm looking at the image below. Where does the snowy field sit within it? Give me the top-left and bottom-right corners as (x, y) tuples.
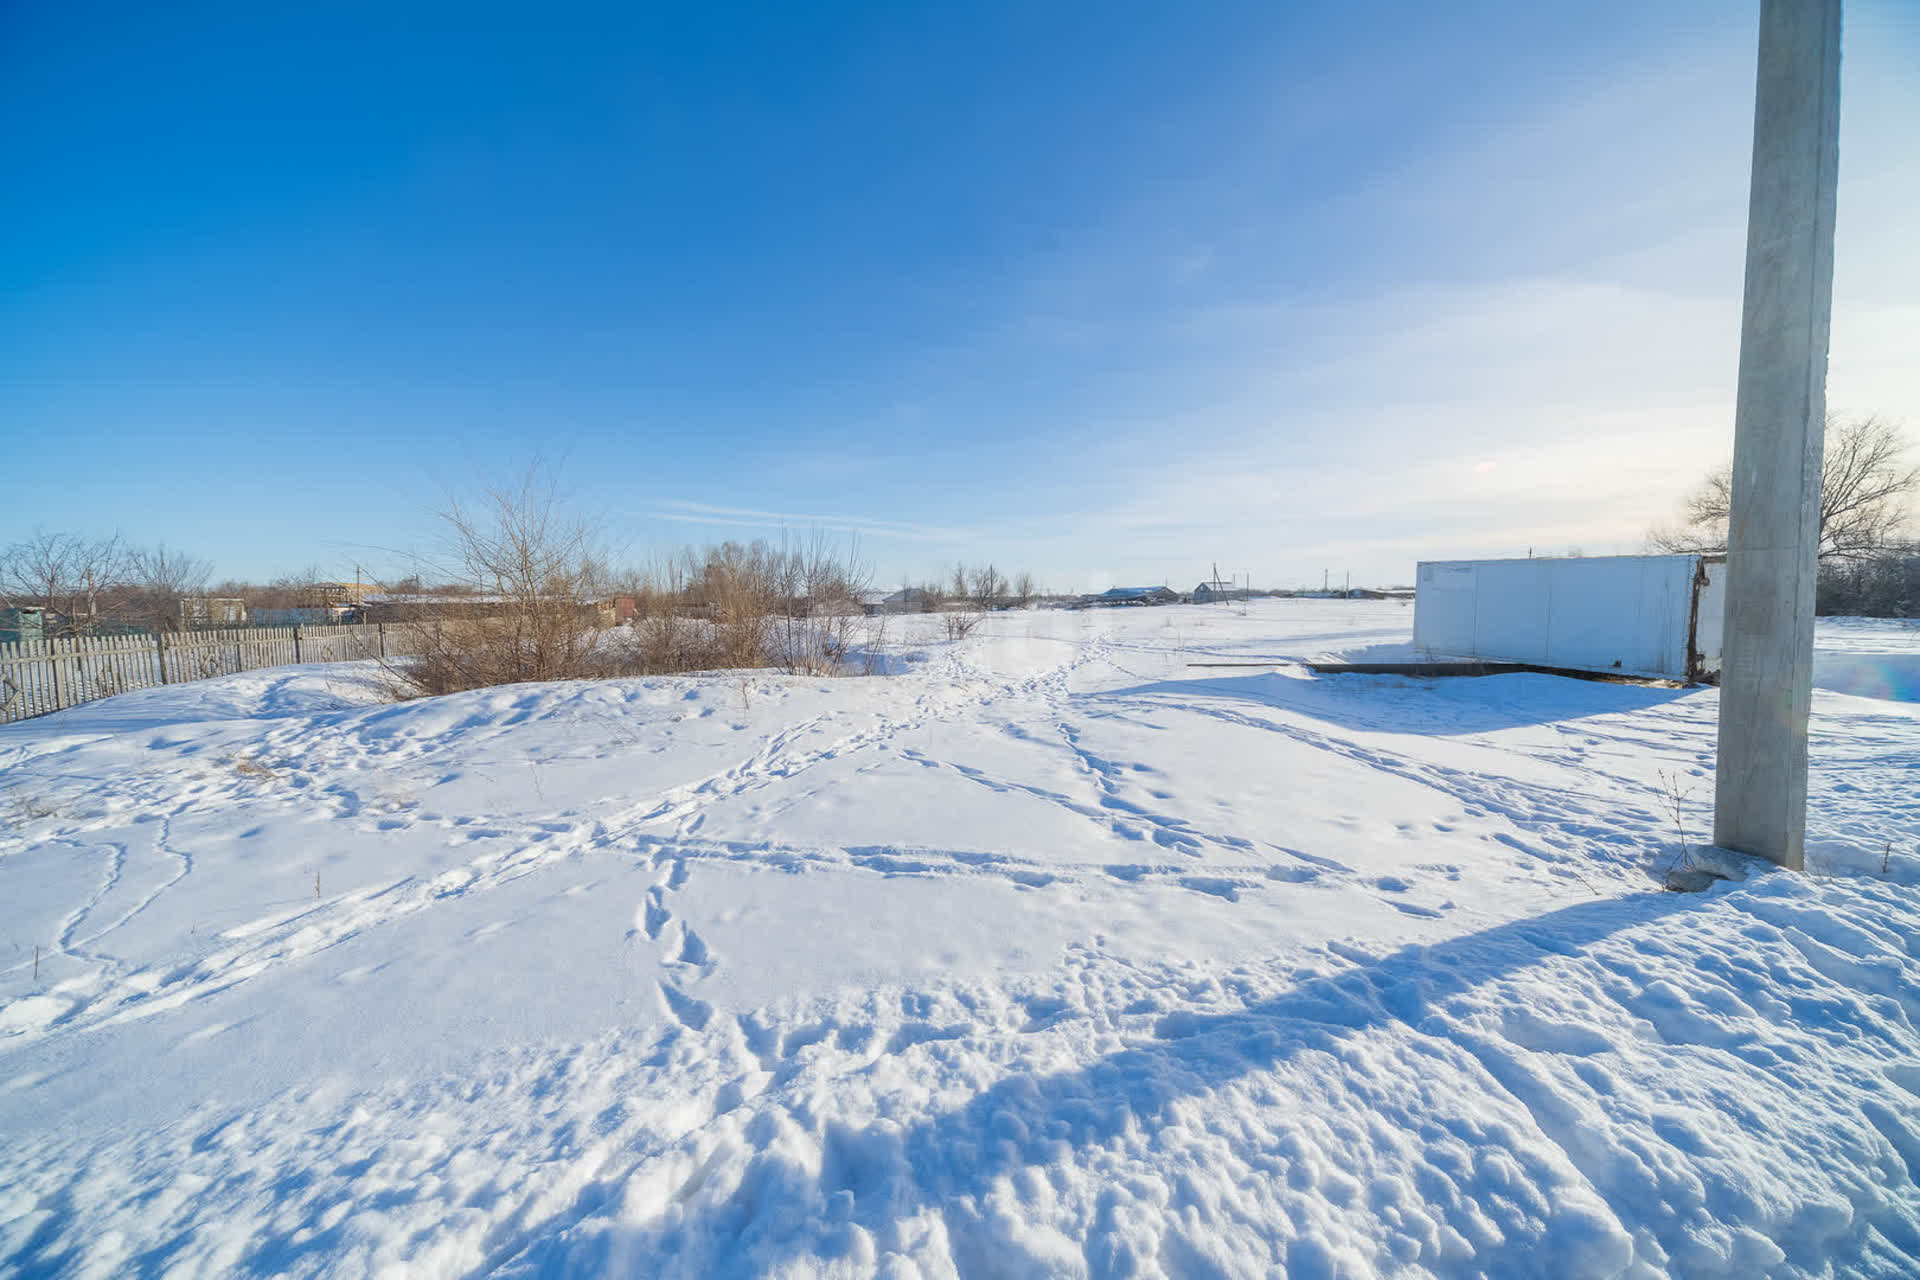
(2, 599), (1919, 1278)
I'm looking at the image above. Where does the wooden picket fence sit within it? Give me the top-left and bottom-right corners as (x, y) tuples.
(0, 624), (405, 725)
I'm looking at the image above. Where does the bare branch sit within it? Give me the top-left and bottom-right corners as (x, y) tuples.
(1648, 414), (1917, 563)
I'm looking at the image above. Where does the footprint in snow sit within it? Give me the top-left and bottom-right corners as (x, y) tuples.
(657, 981), (712, 1031)
(1179, 876), (1244, 902)
(675, 927), (710, 967)
(637, 887), (670, 940)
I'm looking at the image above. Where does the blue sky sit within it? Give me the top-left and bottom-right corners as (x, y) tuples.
(3, 1), (1915, 591)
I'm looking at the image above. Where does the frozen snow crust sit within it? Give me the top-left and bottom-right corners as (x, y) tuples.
(2, 601), (1917, 1278)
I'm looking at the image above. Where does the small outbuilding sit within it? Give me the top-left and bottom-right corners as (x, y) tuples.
(0, 607), (47, 645)
(1413, 554), (1724, 682)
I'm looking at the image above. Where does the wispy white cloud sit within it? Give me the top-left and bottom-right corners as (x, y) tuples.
(645, 500), (975, 543)
(659, 4), (1918, 594)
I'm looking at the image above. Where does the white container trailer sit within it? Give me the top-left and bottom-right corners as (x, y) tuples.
(1413, 554), (1724, 683)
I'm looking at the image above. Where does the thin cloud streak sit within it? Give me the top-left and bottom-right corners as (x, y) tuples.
(647, 501), (976, 544)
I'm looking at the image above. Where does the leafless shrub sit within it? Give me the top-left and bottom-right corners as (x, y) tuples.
(386, 465), (616, 698)
(225, 753), (280, 782)
(386, 467), (883, 697)
(5, 787), (62, 827)
(699, 539), (781, 669)
(944, 611), (983, 641)
(625, 532), (875, 678)
(1657, 769), (1702, 889)
(632, 554), (728, 672)
(776, 530), (873, 675)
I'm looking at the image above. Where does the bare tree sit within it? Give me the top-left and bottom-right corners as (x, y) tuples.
(1649, 414), (1918, 562)
(1647, 468), (1734, 557)
(1011, 571), (1036, 607)
(1821, 416), (1919, 561)
(71, 534), (130, 630)
(0, 530), (81, 613)
(967, 563), (1006, 610)
(129, 544), (214, 631)
(0, 530), (131, 635)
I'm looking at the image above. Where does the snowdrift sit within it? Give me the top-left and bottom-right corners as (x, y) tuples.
(2, 603), (1916, 1277)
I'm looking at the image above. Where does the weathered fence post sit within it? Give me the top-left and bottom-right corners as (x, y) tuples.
(378, 622), (387, 659)
(156, 631), (169, 684)
(293, 625), (303, 665)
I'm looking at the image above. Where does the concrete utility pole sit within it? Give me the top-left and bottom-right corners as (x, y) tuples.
(1714, 0), (1842, 870)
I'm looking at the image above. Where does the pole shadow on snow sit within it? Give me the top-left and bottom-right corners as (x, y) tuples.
(1094, 669), (1703, 737)
(491, 889), (1709, 1278)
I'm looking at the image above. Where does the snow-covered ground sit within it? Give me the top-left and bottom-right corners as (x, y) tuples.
(2, 600), (1917, 1278)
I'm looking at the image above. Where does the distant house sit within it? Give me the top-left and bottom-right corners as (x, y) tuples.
(181, 597), (248, 628)
(1192, 579), (1241, 604)
(595, 595), (638, 626)
(871, 587), (937, 615)
(1087, 586), (1179, 607)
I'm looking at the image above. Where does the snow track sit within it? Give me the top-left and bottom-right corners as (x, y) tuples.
(1, 603), (1917, 1277)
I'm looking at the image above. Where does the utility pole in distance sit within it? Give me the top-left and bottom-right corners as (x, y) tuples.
(1715, 0), (1841, 870)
